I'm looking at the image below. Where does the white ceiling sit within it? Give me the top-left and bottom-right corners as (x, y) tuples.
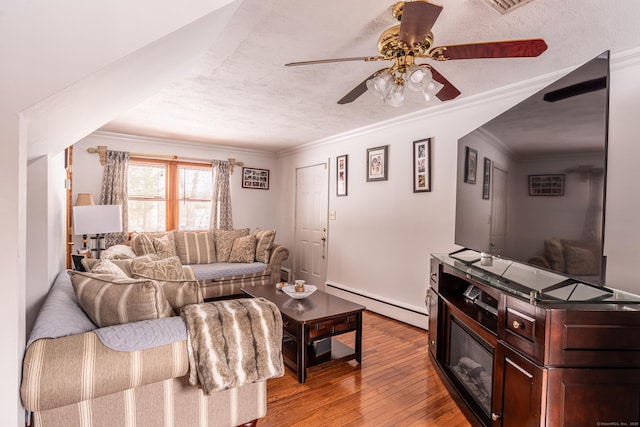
(99, 0), (640, 152)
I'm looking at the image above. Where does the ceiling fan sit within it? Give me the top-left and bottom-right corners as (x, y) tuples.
(285, 1), (548, 106)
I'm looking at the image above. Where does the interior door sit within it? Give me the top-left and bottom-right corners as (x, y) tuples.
(490, 164), (508, 255)
(294, 163), (328, 286)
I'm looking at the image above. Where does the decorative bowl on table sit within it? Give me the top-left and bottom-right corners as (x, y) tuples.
(282, 284), (317, 299)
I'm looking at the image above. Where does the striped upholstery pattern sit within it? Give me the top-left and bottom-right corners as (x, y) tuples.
(253, 228), (276, 263)
(69, 271), (175, 327)
(21, 332), (189, 411)
(196, 245), (288, 300)
(175, 231), (216, 265)
(22, 332), (267, 426)
(30, 377), (266, 427)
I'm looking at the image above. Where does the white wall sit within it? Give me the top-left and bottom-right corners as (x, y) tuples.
(71, 132), (282, 250)
(275, 50), (640, 330)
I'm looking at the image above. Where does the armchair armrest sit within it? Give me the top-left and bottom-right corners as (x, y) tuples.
(268, 244), (289, 285)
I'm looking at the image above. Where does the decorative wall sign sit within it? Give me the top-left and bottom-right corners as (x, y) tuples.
(367, 145), (388, 182)
(336, 154), (348, 196)
(242, 167), (270, 190)
(464, 146), (477, 184)
(413, 138), (432, 193)
(528, 174), (565, 196)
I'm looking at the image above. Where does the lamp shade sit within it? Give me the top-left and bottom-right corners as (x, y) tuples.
(75, 193), (95, 206)
(73, 205), (123, 235)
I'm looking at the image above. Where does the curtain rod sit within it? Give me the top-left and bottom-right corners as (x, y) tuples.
(86, 146), (244, 174)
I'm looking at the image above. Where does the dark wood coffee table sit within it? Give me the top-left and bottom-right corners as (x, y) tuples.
(241, 285), (365, 383)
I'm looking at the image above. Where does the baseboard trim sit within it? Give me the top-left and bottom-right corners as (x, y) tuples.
(325, 282), (428, 330)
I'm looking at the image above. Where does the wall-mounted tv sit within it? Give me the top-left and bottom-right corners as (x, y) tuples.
(454, 51), (609, 286)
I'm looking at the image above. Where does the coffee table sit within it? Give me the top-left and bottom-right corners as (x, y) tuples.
(241, 285), (365, 383)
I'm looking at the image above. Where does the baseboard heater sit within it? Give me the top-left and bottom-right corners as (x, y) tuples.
(326, 283), (427, 317)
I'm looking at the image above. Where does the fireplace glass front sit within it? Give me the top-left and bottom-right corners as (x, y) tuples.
(447, 317), (493, 416)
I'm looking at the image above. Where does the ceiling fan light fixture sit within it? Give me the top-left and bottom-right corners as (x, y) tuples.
(405, 64), (433, 92)
(384, 82), (405, 107)
(366, 71), (393, 99)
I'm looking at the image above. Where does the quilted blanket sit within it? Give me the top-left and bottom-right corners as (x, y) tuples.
(181, 298), (284, 394)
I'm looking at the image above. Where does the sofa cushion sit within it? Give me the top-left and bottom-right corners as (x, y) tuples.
(101, 244), (137, 260)
(131, 256), (186, 280)
(131, 233), (157, 256)
(188, 262), (268, 282)
(544, 238), (565, 272)
(69, 271), (175, 327)
(89, 258), (130, 277)
(131, 256), (202, 311)
(153, 232), (177, 259)
(229, 235), (257, 263)
(213, 228), (250, 262)
(174, 231), (216, 265)
(254, 228), (276, 263)
(83, 254), (159, 277)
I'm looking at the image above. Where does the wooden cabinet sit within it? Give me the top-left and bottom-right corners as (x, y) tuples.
(492, 342), (544, 427)
(429, 254), (640, 427)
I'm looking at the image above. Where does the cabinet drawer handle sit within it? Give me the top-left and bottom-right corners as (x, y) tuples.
(491, 413), (502, 421)
(512, 320), (523, 329)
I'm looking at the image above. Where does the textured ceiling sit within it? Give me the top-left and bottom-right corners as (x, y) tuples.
(100, 0), (640, 152)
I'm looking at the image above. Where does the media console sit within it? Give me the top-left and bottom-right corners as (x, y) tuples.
(428, 251), (640, 427)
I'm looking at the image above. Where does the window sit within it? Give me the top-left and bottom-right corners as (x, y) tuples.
(128, 159), (212, 232)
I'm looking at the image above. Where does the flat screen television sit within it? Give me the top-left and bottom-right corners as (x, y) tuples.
(454, 51), (609, 286)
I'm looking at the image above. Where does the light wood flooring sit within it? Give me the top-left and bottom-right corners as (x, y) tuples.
(259, 311), (471, 427)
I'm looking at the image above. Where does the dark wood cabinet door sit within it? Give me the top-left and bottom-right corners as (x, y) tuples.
(428, 288), (439, 358)
(492, 343), (544, 427)
(546, 368), (640, 426)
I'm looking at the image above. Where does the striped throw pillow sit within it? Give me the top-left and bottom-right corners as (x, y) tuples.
(69, 271), (175, 327)
(253, 228), (276, 263)
(174, 231), (216, 265)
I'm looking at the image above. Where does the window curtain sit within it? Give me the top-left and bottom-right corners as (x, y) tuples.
(100, 150), (130, 247)
(210, 160), (233, 230)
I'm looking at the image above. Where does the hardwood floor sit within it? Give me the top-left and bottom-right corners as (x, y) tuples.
(260, 311), (471, 427)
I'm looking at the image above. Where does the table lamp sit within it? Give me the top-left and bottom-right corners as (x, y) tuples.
(73, 204), (123, 258)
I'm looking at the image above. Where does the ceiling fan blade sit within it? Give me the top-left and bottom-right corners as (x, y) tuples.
(285, 56), (381, 67)
(337, 69), (388, 105)
(429, 39), (548, 60)
(398, 1), (443, 49)
(429, 66), (461, 101)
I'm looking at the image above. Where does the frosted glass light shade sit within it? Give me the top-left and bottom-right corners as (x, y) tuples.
(406, 64), (433, 92)
(366, 71), (393, 99)
(384, 82), (405, 107)
(73, 205), (123, 235)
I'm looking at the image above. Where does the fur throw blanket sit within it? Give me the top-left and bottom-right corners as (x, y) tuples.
(180, 298), (284, 394)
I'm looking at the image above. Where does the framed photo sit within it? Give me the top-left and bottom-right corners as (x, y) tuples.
(464, 146), (477, 184)
(336, 154), (348, 196)
(367, 145), (388, 182)
(413, 138), (432, 193)
(528, 174), (565, 196)
(482, 157), (491, 199)
(242, 167), (270, 190)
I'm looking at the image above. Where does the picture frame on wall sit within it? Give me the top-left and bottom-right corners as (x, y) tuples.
(482, 157), (491, 199)
(528, 174), (565, 196)
(464, 146), (477, 184)
(366, 145), (388, 182)
(336, 154), (348, 196)
(413, 138), (432, 193)
(241, 167), (270, 190)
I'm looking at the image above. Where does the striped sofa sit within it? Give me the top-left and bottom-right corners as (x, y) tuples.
(21, 271), (271, 427)
(127, 229), (289, 300)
